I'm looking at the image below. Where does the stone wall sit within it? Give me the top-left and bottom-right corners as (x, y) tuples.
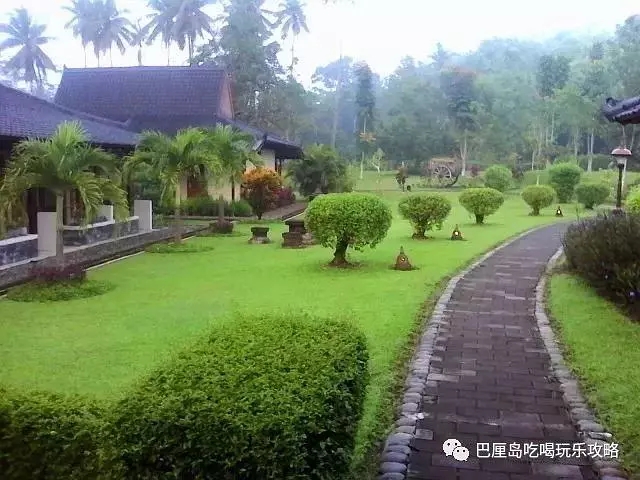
(0, 235), (38, 267)
(0, 225), (207, 290)
(63, 217), (139, 246)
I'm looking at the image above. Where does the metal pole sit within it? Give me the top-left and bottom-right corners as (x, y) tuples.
(617, 164), (624, 209)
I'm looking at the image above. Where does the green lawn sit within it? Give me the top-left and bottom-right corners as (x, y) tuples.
(548, 274), (640, 479)
(0, 190), (572, 474)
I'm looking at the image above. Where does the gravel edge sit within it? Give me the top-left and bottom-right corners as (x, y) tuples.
(536, 248), (628, 479)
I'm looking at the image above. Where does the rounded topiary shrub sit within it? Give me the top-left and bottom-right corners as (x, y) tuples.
(627, 187), (640, 214)
(398, 194), (452, 239)
(575, 182), (610, 209)
(547, 163), (583, 202)
(458, 187), (505, 224)
(305, 192), (392, 266)
(105, 314), (369, 480)
(482, 164), (513, 193)
(521, 185), (555, 216)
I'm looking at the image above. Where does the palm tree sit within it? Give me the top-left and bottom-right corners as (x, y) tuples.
(267, 0), (308, 75)
(63, 0), (99, 67)
(0, 122), (128, 264)
(93, 0), (133, 67)
(0, 8), (56, 94)
(145, 0), (180, 66)
(129, 19), (150, 66)
(204, 124), (262, 210)
(124, 128), (222, 243)
(172, 0), (216, 65)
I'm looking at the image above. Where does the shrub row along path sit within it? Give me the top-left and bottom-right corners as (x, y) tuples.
(392, 223), (599, 480)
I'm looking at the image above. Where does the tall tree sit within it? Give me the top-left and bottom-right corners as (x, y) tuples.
(0, 8), (56, 94)
(354, 61), (375, 179)
(129, 19), (150, 66)
(430, 42), (451, 71)
(93, 0), (134, 67)
(267, 0), (309, 76)
(440, 66), (478, 176)
(145, 0), (180, 65)
(172, 0), (217, 65)
(194, 0), (284, 128)
(63, 0), (98, 67)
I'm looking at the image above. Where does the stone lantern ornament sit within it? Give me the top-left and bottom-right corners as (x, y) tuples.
(393, 246), (415, 271)
(611, 146), (632, 213)
(450, 224), (463, 241)
(555, 206), (563, 217)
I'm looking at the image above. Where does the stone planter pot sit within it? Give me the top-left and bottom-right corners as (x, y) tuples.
(249, 226), (271, 244)
(282, 231), (304, 248)
(285, 218), (306, 235)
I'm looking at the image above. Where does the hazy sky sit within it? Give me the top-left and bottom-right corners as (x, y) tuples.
(1, 0), (640, 88)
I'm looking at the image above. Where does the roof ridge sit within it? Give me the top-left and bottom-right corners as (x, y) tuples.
(1, 83), (134, 133)
(62, 65), (227, 72)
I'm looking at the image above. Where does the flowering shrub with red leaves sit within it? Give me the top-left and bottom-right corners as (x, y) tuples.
(276, 187), (296, 207)
(32, 264), (86, 283)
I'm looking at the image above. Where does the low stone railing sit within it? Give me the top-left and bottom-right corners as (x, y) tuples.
(63, 217), (139, 246)
(0, 234), (38, 266)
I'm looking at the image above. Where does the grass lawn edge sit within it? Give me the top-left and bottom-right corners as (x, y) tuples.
(353, 221), (567, 479)
(544, 261), (640, 479)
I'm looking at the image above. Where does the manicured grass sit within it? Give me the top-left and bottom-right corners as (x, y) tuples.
(548, 274), (640, 479)
(0, 190), (573, 474)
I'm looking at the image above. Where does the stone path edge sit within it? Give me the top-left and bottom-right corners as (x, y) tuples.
(377, 223), (565, 480)
(537, 248), (628, 480)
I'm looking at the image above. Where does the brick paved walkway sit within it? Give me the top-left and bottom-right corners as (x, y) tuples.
(405, 223), (598, 480)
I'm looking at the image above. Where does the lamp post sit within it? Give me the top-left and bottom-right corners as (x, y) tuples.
(611, 147), (632, 212)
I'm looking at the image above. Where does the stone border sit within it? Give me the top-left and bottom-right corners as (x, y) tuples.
(536, 248), (628, 480)
(377, 224), (557, 480)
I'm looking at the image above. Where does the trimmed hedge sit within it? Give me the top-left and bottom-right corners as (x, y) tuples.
(563, 213), (640, 309)
(105, 314), (369, 479)
(521, 184), (555, 215)
(398, 193), (452, 238)
(177, 196), (253, 217)
(0, 389), (106, 480)
(575, 182), (610, 209)
(548, 162), (583, 202)
(459, 187), (504, 224)
(482, 164), (513, 192)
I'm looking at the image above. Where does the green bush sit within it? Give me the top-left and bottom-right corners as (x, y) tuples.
(624, 178), (640, 200)
(6, 280), (114, 302)
(521, 185), (555, 215)
(0, 389), (105, 480)
(627, 187), (640, 214)
(548, 163), (583, 202)
(105, 314), (369, 479)
(305, 193), (392, 266)
(458, 187), (505, 224)
(229, 199), (252, 217)
(144, 241), (214, 254)
(575, 182), (610, 209)
(482, 165), (513, 192)
(179, 196), (253, 217)
(398, 194), (452, 238)
(563, 213), (640, 307)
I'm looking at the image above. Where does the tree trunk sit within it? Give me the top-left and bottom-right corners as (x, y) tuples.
(167, 43), (171, 66)
(475, 213), (484, 224)
(290, 39), (296, 76)
(459, 130), (468, 176)
(137, 45), (142, 66)
(231, 177), (236, 202)
(55, 194), (64, 264)
(174, 181), (182, 243)
(218, 194), (225, 222)
(330, 53), (343, 148)
(83, 47), (87, 68)
(573, 129), (579, 157)
(330, 237), (349, 266)
(64, 191), (72, 224)
(587, 130), (595, 172)
(97, 54), (101, 67)
(109, 47), (113, 67)
(359, 116), (367, 180)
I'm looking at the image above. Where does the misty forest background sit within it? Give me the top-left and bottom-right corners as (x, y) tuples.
(2, 0), (640, 175)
